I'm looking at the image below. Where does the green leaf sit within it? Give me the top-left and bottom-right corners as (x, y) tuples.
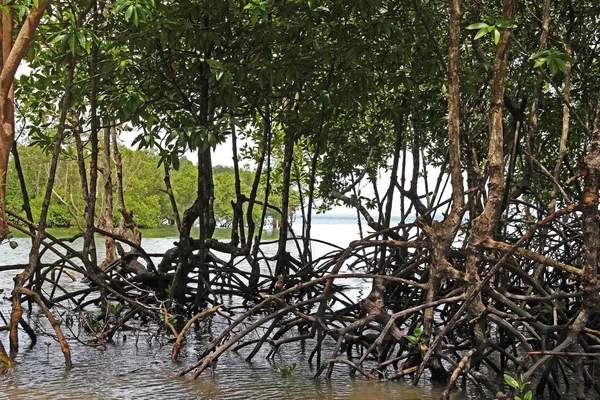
(466, 22), (489, 30)
(68, 34), (76, 55)
(530, 50), (550, 60)
(32, 0), (39, 8)
(523, 391), (533, 400)
(171, 152), (180, 171)
(60, 33), (70, 52)
(557, 52), (575, 63)
(405, 335), (418, 344)
(555, 57), (567, 74)
(125, 4), (134, 22)
(76, 31), (86, 51)
(474, 28), (488, 40)
(504, 374), (519, 389)
(493, 28), (500, 45)
(206, 59), (223, 69)
(496, 17), (516, 29)
(533, 58), (546, 68)
(515, 397), (522, 400)
(6, 232), (12, 240)
(9, 241), (18, 249)
(414, 327), (423, 338)
(133, 6), (139, 27)
(0, 4), (8, 18)
(548, 57), (558, 75)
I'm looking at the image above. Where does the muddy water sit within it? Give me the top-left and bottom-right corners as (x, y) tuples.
(0, 218), (458, 399)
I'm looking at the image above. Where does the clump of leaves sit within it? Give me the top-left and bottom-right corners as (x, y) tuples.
(504, 374), (533, 400)
(466, 17), (517, 45)
(277, 363), (296, 376)
(530, 50), (574, 76)
(405, 327), (428, 356)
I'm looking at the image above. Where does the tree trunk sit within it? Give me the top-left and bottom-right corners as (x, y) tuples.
(99, 125), (117, 268)
(274, 127), (295, 280)
(0, 0), (50, 242)
(247, 105), (270, 289)
(464, 0), (514, 364)
(10, 54), (75, 365)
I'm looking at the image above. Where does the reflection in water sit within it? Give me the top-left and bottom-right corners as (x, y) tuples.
(0, 218), (459, 399)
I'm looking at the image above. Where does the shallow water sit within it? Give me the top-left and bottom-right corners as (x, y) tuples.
(0, 218), (464, 399)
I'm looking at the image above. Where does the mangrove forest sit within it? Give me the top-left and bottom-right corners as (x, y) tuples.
(0, 0), (600, 398)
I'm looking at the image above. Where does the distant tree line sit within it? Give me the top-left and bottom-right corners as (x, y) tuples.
(6, 144), (295, 229)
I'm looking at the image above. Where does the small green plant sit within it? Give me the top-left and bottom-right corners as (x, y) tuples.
(504, 374), (532, 400)
(108, 303), (123, 316)
(277, 363), (296, 376)
(158, 313), (177, 325)
(405, 327), (428, 356)
(405, 327), (423, 345)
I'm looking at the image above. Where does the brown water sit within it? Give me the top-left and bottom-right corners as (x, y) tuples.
(0, 219), (465, 399)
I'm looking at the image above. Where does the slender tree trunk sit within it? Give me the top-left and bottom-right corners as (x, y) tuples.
(99, 125), (117, 268)
(529, 0), (550, 153)
(11, 143), (34, 232)
(193, 61), (215, 308)
(10, 54), (75, 366)
(247, 106), (270, 289)
(274, 127), (295, 279)
(73, 109), (89, 207)
(170, 61), (214, 308)
(163, 160), (181, 232)
(82, 5), (99, 271)
(0, 5), (14, 240)
(464, 0), (514, 363)
(420, 0), (466, 338)
(229, 118), (243, 247)
(0, 0), (50, 242)
(549, 43), (571, 212)
(111, 123), (140, 243)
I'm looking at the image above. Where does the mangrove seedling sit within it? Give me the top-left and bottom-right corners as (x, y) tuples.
(277, 363), (296, 376)
(504, 374), (532, 400)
